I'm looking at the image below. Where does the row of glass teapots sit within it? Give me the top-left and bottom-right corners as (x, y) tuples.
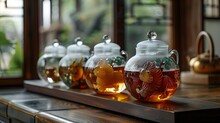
(37, 32), (180, 102)
(37, 35), (126, 90)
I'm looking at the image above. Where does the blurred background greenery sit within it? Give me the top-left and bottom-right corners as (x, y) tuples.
(0, 0), (169, 78)
(0, 20), (23, 77)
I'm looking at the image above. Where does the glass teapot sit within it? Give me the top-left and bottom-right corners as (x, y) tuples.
(37, 39), (66, 84)
(124, 31), (180, 102)
(84, 35), (126, 94)
(59, 37), (90, 89)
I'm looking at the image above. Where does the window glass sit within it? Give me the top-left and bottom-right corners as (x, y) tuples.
(125, 0), (172, 58)
(203, 0), (220, 18)
(40, 0), (113, 54)
(0, 0), (23, 78)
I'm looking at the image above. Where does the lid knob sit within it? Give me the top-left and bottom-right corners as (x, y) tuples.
(147, 31), (157, 40)
(74, 37), (83, 46)
(103, 35), (111, 44)
(52, 39), (60, 47)
(44, 39), (66, 55)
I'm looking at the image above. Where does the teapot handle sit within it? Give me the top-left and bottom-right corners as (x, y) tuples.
(196, 31), (214, 63)
(169, 49), (179, 65)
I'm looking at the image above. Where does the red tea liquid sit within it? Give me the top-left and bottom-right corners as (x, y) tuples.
(124, 70), (180, 102)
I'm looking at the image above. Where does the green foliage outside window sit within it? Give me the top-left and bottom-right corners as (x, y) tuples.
(0, 21), (23, 78)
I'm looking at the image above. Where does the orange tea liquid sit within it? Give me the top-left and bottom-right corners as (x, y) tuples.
(85, 66), (126, 94)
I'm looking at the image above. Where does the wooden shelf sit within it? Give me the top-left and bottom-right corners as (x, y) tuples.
(181, 71), (220, 85)
(24, 80), (220, 123)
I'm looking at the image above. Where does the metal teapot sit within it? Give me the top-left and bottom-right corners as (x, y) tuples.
(188, 31), (220, 74)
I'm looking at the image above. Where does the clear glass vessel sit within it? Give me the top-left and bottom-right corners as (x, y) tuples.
(85, 35), (126, 94)
(124, 31), (180, 102)
(37, 39), (66, 84)
(59, 37), (90, 89)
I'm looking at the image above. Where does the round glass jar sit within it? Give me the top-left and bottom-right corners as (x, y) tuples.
(85, 35), (126, 94)
(124, 31), (180, 102)
(37, 39), (66, 84)
(59, 37), (90, 89)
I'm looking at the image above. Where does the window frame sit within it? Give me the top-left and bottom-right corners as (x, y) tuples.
(172, 0), (203, 71)
(0, 0), (40, 86)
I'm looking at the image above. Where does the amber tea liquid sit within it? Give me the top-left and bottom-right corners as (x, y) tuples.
(38, 67), (60, 83)
(38, 57), (62, 83)
(59, 66), (87, 89)
(85, 66), (126, 94)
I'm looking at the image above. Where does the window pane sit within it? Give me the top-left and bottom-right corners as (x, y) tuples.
(40, 0), (113, 54)
(0, 0), (23, 78)
(125, 0), (172, 58)
(203, 0), (220, 18)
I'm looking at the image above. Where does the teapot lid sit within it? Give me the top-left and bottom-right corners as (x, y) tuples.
(44, 39), (66, 55)
(136, 31), (168, 56)
(94, 35), (120, 55)
(67, 37), (90, 55)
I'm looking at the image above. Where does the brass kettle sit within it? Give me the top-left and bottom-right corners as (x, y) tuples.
(189, 31), (220, 74)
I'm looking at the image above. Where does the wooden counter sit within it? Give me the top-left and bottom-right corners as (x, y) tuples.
(1, 80), (220, 123)
(0, 85), (149, 123)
